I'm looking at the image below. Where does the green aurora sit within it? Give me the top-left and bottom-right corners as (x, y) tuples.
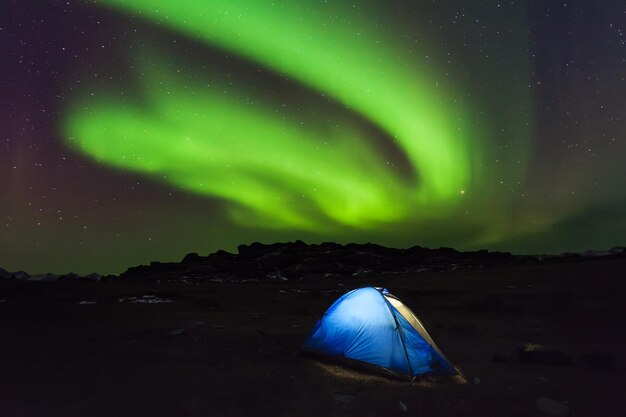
(65, 0), (530, 239)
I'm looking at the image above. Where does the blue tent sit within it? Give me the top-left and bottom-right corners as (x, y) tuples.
(302, 287), (456, 377)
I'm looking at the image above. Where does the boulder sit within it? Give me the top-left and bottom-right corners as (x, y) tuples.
(57, 273), (80, 281)
(181, 252), (202, 263)
(0, 267), (11, 279)
(11, 271), (30, 280)
(81, 273), (101, 282)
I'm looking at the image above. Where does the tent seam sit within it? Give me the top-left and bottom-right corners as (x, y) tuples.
(378, 289), (414, 376)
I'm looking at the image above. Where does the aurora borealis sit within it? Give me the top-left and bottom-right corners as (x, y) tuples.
(1, 1), (625, 274)
(65, 0), (480, 231)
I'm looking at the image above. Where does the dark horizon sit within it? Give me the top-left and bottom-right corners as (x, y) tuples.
(3, 239), (625, 277)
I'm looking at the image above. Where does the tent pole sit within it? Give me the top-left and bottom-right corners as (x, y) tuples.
(380, 291), (414, 377)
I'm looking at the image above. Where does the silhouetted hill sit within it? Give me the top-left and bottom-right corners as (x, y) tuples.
(1, 243), (624, 283)
(118, 241), (534, 284)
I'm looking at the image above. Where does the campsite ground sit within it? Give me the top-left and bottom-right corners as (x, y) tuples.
(1, 257), (625, 417)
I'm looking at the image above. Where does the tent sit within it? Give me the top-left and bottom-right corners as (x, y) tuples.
(301, 287), (456, 377)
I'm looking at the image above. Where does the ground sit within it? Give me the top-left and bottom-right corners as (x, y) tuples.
(1, 258), (625, 416)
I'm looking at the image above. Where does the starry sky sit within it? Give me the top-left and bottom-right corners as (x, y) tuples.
(1, 1), (625, 274)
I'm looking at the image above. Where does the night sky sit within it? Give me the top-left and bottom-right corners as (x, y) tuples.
(1, 1), (625, 274)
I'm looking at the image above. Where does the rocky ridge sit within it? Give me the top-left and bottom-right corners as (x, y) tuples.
(2, 242), (624, 284)
(119, 241), (530, 284)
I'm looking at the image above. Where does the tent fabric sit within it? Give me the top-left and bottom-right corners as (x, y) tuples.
(301, 287), (456, 377)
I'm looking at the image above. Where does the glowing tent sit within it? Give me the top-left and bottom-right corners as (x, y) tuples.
(301, 287), (456, 377)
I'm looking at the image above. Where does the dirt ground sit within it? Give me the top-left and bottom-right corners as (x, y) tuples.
(1, 258), (625, 417)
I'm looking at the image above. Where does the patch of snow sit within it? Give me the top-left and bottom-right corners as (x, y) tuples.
(267, 271), (288, 281)
(118, 295), (172, 304)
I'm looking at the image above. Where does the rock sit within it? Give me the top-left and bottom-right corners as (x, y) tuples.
(182, 252), (201, 263)
(78, 300), (96, 305)
(318, 242), (342, 251)
(237, 242), (271, 258)
(81, 273), (101, 281)
(398, 400), (407, 412)
(535, 397), (570, 416)
(0, 267), (10, 279)
(292, 239), (308, 248)
(58, 273), (80, 281)
(473, 377), (480, 385)
(100, 274), (117, 282)
(207, 249), (236, 265)
(166, 328), (185, 336)
(11, 271), (30, 280)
